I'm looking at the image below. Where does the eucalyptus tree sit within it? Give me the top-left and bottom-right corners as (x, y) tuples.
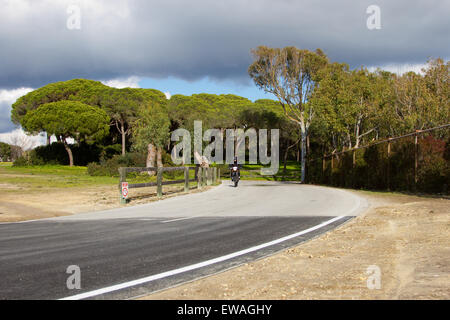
(248, 46), (328, 182)
(252, 99), (299, 171)
(310, 62), (350, 153)
(421, 58), (449, 132)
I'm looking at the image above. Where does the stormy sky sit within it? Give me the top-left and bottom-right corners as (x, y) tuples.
(0, 0), (449, 134)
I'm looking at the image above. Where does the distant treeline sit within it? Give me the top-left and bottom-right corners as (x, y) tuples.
(9, 47), (449, 193)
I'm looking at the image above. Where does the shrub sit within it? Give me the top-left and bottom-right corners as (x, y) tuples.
(99, 144), (122, 161)
(418, 156), (448, 193)
(12, 156), (29, 167)
(87, 152), (146, 177)
(0, 142), (12, 161)
(417, 136), (449, 193)
(33, 143), (68, 165)
(87, 162), (111, 176)
(31, 142), (106, 166)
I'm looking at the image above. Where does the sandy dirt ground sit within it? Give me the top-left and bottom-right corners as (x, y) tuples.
(0, 184), (212, 222)
(140, 192), (450, 300)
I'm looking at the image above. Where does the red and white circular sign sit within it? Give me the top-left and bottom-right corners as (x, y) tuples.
(122, 182), (129, 198)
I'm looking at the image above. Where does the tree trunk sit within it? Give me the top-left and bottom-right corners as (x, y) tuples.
(146, 143), (156, 176)
(194, 150), (209, 167)
(283, 147), (288, 173)
(63, 140), (74, 167)
(121, 121), (126, 156)
(300, 130), (307, 183)
(156, 146), (163, 167)
(306, 134), (310, 154)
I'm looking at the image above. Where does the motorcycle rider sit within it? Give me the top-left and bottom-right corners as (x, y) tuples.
(229, 157), (241, 180)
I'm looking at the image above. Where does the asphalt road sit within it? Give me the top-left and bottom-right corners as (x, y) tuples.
(0, 180), (368, 300)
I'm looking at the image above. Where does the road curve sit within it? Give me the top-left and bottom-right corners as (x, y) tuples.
(0, 181), (368, 300)
(54, 180), (367, 221)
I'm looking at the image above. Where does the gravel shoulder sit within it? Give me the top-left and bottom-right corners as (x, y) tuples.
(139, 191), (450, 300)
(0, 184), (212, 222)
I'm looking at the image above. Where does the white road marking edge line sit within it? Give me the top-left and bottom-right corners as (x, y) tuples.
(60, 215), (346, 300)
(160, 216), (199, 223)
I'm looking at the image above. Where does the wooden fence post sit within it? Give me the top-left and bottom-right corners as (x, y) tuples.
(352, 149), (356, 167)
(202, 167), (207, 186)
(157, 167), (163, 197)
(414, 130), (420, 190)
(184, 167), (189, 192)
(207, 168), (212, 186)
(197, 167), (202, 189)
(331, 152), (334, 185)
(387, 138), (391, 191)
(331, 153), (334, 170)
(322, 154), (326, 182)
(119, 167), (127, 204)
(352, 149), (356, 188)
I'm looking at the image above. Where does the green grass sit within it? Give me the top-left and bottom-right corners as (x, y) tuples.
(216, 160), (302, 181)
(0, 164), (201, 190)
(0, 162), (12, 167)
(0, 160), (302, 191)
(0, 164), (117, 189)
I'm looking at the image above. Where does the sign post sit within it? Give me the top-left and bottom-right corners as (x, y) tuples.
(121, 182), (128, 204)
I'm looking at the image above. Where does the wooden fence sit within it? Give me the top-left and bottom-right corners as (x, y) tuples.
(309, 123), (450, 191)
(118, 166), (220, 203)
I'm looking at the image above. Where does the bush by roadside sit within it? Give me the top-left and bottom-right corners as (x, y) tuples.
(87, 150), (176, 177)
(12, 142), (123, 167)
(87, 153), (147, 177)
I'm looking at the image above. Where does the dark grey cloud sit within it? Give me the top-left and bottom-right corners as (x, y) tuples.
(0, 102), (17, 133)
(0, 87), (33, 133)
(0, 0), (448, 89)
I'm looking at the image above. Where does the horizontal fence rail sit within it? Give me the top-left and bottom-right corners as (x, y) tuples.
(312, 123), (450, 161)
(118, 166), (220, 203)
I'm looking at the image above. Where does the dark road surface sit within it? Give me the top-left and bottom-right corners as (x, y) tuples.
(0, 181), (367, 299)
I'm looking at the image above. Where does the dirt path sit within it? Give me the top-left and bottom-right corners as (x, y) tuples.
(139, 192), (449, 300)
(0, 184), (211, 222)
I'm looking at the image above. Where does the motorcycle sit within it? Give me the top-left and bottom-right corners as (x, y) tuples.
(231, 165), (240, 187)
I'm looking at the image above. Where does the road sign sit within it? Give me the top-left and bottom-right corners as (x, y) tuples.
(122, 182), (129, 198)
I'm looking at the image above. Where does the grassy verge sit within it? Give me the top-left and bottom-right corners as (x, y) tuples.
(0, 159), (302, 194)
(0, 164), (117, 189)
(0, 163), (210, 191)
(0, 162), (12, 167)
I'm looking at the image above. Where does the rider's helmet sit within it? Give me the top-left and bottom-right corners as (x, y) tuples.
(233, 157), (238, 164)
